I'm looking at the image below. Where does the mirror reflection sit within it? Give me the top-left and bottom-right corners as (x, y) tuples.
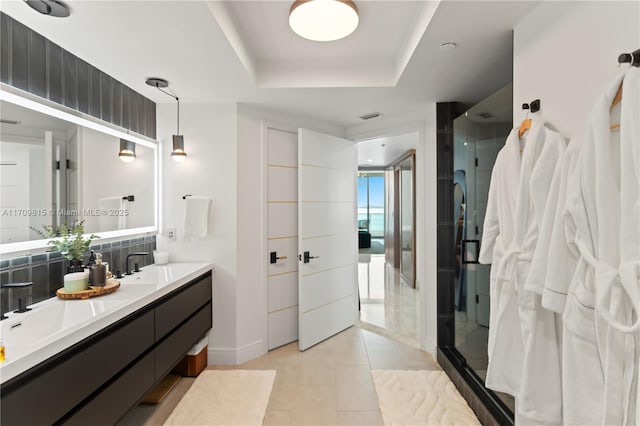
(0, 100), (155, 244)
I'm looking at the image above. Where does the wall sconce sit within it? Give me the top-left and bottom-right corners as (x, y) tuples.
(145, 77), (187, 162)
(118, 139), (136, 163)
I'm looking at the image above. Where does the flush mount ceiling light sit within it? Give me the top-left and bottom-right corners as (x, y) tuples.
(439, 42), (457, 51)
(119, 139), (136, 163)
(289, 0), (359, 42)
(24, 0), (70, 17)
(145, 77), (187, 162)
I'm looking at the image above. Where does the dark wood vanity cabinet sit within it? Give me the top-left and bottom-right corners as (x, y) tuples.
(0, 270), (213, 426)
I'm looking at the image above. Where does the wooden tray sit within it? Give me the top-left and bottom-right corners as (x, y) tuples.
(56, 279), (120, 300)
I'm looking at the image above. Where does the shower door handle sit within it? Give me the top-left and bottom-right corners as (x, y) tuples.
(461, 240), (480, 264)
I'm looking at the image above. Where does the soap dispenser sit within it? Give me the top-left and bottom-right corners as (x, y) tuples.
(87, 251), (97, 284)
(91, 253), (107, 287)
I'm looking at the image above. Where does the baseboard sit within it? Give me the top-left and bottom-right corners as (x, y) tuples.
(423, 336), (437, 356)
(236, 340), (265, 364)
(208, 340), (265, 365)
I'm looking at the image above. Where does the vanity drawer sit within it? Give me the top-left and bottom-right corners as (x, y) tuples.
(64, 351), (155, 426)
(155, 302), (212, 379)
(1, 310), (154, 426)
(155, 272), (212, 340)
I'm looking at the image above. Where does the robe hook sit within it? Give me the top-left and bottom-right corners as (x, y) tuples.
(617, 49), (640, 67)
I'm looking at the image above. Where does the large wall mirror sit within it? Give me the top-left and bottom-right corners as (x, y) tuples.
(0, 88), (158, 254)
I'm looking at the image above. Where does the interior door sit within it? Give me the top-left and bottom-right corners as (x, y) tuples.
(298, 128), (358, 351)
(266, 127), (299, 350)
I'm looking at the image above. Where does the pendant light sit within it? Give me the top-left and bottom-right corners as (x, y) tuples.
(289, 0), (359, 42)
(145, 77), (187, 162)
(118, 139), (136, 163)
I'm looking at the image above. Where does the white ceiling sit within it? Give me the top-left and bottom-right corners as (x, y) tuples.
(0, 0), (540, 128)
(209, 1), (439, 87)
(357, 132), (417, 167)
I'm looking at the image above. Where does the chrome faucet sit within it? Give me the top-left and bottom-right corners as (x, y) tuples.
(125, 252), (150, 275)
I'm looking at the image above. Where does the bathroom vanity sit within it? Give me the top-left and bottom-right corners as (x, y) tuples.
(0, 262), (212, 425)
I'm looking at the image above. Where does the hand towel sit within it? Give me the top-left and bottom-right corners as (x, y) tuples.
(183, 196), (212, 239)
(98, 197), (127, 231)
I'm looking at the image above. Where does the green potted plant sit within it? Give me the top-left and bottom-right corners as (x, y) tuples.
(32, 220), (99, 273)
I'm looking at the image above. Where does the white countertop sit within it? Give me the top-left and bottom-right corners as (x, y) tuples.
(0, 262), (213, 385)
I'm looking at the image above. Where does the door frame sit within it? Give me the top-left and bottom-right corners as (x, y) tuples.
(347, 121), (427, 350)
(390, 149), (417, 288)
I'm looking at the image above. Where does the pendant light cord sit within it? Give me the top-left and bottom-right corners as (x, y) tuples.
(154, 85), (180, 135)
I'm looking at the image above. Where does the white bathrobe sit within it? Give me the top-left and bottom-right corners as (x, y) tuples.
(479, 122), (523, 397)
(620, 68), (640, 426)
(544, 66), (640, 425)
(479, 118), (564, 407)
(515, 126), (566, 426)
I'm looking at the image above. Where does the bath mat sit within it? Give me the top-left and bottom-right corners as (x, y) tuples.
(163, 370), (276, 426)
(372, 370), (480, 426)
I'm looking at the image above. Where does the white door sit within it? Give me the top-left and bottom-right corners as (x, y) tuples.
(266, 127), (299, 350)
(298, 128), (358, 350)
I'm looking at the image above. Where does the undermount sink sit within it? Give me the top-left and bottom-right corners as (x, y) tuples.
(1, 298), (127, 361)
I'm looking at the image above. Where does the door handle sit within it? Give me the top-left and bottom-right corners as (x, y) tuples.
(461, 240), (480, 264)
(270, 252), (288, 264)
(301, 251), (319, 264)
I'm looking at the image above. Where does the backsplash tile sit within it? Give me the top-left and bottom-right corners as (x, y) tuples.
(0, 235), (156, 311)
(11, 268), (30, 283)
(32, 264), (49, 301)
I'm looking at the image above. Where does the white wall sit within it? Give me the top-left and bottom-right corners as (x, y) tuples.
(156, 103), (239, 361)
(347, 106), (438, 355)
(514, 1), (639, 138)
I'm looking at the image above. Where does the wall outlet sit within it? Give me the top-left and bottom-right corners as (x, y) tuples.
(166, 227), (176, 242)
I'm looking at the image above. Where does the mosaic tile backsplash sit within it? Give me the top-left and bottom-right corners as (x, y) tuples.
(0, 235), (156, 313)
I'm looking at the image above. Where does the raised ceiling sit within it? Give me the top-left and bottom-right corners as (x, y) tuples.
(0, 1), (540, 128)
(209, 1), (439, 87)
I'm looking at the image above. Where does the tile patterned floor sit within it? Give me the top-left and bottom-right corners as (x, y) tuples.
(119, 327), (442, 426)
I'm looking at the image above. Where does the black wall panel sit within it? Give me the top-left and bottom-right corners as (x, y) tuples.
(112, 81), (122, 126)
(28, 31), (46, 97)
(88, 64), (101, 117)
(436, 102), (456, 348)
(1, 13), (10, 83)
(0, 12), (156, 139)
(76, 58), (89, 114)
(47, 42), (63, 104)
(10, 18), (28, 90)
(62, 49), (77, 109)
(101, 73), (112, 123)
